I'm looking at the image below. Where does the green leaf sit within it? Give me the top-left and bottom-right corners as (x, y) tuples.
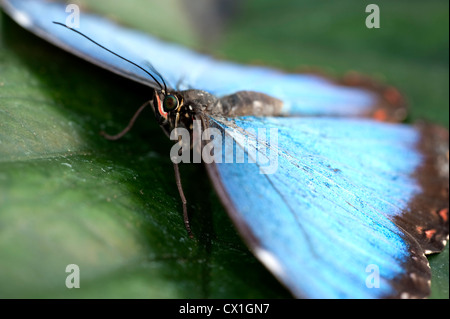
(0, 0), (448, 299)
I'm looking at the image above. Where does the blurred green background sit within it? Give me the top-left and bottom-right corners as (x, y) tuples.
(0, 0), (448, 298)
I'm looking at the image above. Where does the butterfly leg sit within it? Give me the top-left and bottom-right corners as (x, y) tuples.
(100, 100), (151, 140)
(173, 162), (194, 238)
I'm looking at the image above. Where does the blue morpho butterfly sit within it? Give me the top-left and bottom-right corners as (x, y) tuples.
(2, 0), (448, 298)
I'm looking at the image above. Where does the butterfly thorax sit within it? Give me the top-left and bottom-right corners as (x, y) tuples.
(153, 89), (216, 136)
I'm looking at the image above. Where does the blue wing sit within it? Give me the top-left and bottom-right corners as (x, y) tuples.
(204, 115), (448, 298)
(1, 0), (403, 120)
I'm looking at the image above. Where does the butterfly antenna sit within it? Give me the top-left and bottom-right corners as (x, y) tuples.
(143, 61), (168, 94)
(52, 21), (165, 92)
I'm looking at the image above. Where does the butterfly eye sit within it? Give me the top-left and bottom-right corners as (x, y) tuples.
(163, 95), (179, 112)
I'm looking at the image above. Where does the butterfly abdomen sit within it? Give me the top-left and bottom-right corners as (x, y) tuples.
(208, 91), (283, 117)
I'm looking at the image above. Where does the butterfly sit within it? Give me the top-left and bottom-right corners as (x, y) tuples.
(1, 0), (448, 298)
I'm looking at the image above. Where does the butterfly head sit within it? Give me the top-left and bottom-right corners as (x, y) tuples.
(152, 89), (195, 134)
(152, 88), (217, 138)
(153, 90), (180, 122)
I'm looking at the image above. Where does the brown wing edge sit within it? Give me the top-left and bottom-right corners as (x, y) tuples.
(338, 71), (408, 122)
(396, 124), (449, 254)
(289, 67), (408, 122)
(388, 124), (449, 299)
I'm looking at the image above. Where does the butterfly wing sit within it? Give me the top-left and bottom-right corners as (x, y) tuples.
(1, 0), (404, 120)
(202, 114), (448, 298)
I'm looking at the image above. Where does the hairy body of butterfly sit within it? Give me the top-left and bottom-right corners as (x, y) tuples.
(1, 0), (448, 299)
(155, 89), (282, 134)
